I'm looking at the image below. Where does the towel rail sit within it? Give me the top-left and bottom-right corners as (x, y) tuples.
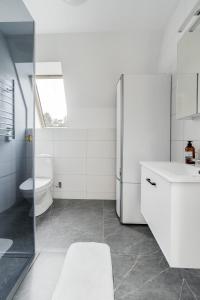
(0, 79), (13, 89)
(0, 79), (15, 140)
(0, 122), (13, 126)
(0, 91), (13, 100)
(0, 109), (14, 115)
(0, 98), (13, 105)
(0, 115), (13, 121)
(0, 133), (14, 137)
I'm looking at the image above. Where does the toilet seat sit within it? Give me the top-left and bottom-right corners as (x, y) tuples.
(19, 177), (52, 193)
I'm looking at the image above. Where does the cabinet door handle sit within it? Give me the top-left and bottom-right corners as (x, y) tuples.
(146, 178), (156, 186)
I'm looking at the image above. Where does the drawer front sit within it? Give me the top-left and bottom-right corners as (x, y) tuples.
(141, 167), (171, 261)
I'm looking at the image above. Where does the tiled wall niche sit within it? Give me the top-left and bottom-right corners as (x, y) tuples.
(35, 128), (116, 200)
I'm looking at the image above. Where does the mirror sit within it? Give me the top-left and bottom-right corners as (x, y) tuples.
(176, 30), (200, 119)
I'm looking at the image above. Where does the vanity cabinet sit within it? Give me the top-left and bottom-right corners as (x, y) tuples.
(141, 162), (200, 268)
(141, 167), (171, 260)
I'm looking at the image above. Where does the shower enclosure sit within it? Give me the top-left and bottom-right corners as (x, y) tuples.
(0, 1), (35, 299)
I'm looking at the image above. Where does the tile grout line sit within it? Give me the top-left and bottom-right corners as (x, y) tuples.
(184, 278), (198, 300)
(120, 266), (170, 299)
(178, 279), (185, 300)
(114, 255), (139, 292)
(136, 265), (169, 289)
(104, 226), (122, 240)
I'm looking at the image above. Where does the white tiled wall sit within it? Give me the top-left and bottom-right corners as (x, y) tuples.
(35, 128), (116, 200)
(171, 74), (200, 162)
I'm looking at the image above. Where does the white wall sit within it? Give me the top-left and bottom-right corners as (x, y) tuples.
(35, 31), (163, 200)
(159, 0), (200, 163)
(36, 32), (162, 128)
(35, 128), (116, 200)
(159, 0), (199, 73)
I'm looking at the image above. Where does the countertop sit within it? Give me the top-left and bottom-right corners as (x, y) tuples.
(140, 161), (200, 183)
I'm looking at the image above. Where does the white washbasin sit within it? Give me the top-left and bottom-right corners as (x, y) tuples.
(140, 161), (200, 182)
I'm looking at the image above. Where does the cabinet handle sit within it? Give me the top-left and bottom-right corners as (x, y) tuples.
(146, 178), (156, 186)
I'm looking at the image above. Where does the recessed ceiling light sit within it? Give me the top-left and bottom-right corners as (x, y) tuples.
(63, 0), (88, 6)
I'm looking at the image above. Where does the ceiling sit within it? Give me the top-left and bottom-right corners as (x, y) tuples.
(23, 0), (180, 34)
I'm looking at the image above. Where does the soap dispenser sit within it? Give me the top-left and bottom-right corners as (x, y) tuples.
(185, 141), (195, 164)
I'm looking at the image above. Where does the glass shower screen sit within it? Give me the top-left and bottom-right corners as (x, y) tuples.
(0, 1), (35, 299)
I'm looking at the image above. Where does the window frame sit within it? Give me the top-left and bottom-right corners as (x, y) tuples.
(35, 75), (67, 128)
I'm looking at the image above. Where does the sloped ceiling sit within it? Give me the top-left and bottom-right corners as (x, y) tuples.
(23, 0), (180, 33)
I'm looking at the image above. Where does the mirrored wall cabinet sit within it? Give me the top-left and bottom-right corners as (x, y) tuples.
(176, 30), (200, 119)
(176, 73), (198, 119)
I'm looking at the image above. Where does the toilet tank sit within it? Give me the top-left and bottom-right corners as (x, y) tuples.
(35, 154), (53, 179)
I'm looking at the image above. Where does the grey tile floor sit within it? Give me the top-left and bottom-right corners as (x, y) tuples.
(0, 200), (34, 299)
(14, 200), (200, 300)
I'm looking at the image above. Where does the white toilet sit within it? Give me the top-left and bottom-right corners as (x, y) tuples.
(19, 154), (53, 217)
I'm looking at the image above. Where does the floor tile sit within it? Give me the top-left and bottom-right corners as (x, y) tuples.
(13, 253), (65, 300)
(115, 251), (169, 299)
(0, 256), (31, 300)
(117, 268), (182, 300)
(104, 223), (160, 256)
(180, 280), (196, 300)
(103, 201), (160, 256)
(36, 199), (103, 252)
(180, 269), (200, 299)
(111, 253), (137, 290)
(14, 200), (200, 300)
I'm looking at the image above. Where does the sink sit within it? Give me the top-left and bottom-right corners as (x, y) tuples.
(140, 161), (200, 182)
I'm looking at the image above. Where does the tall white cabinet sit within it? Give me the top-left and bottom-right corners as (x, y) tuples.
(116, 74), (171, 224)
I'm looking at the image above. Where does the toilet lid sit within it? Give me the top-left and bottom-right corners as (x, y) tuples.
(19, 177), (52, 192)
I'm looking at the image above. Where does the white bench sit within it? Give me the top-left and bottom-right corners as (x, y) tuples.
(52, 242), (114, 300)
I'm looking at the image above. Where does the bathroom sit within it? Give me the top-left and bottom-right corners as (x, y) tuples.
(1, 0), (200, 299)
